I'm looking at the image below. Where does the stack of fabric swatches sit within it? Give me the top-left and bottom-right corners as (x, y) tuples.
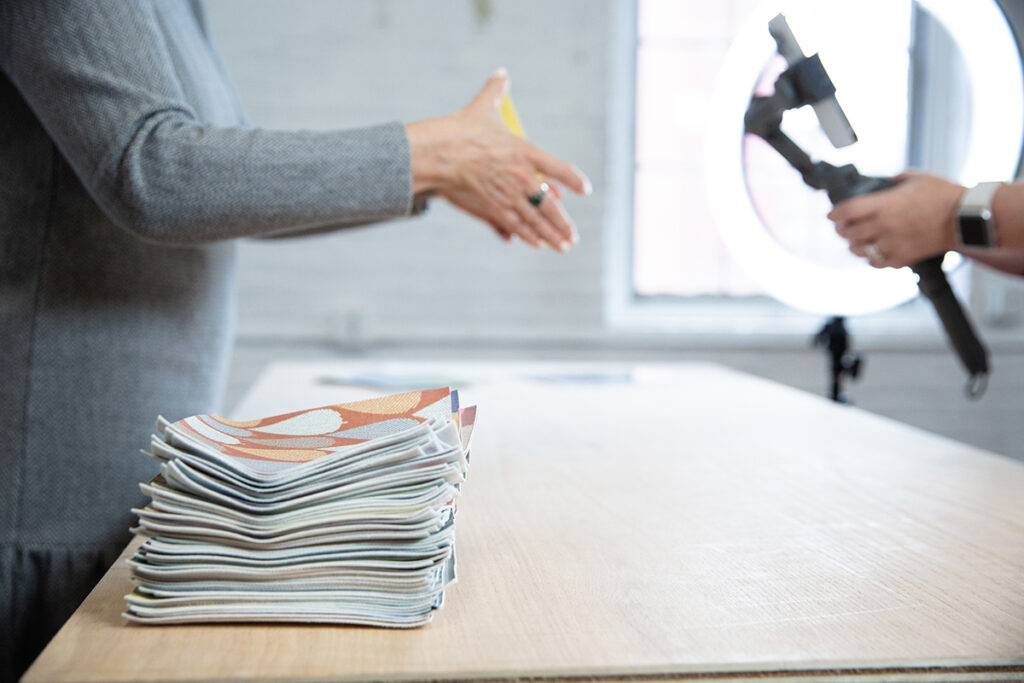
(123, 387), (475, 627)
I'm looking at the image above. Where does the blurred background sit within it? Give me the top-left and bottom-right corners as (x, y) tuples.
(205, 0), (1024, 460)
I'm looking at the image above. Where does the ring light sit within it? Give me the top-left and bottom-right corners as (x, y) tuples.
(704, 0), (1024, 316)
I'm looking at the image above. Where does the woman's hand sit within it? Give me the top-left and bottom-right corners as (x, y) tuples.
(827, 171), (965, 268)
(405, 68), (591, 251)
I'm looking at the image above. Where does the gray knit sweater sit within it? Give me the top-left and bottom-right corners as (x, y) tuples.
(0, 1), (417, 677)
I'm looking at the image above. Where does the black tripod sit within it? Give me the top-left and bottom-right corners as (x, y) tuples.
(743, 15), (989, 400)
(812, 316), (862, 403)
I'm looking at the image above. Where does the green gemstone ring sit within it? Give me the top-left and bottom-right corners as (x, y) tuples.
(528, 182), (550, 207)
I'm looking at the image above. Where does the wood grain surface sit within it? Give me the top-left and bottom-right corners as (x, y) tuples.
(23, 362), (1024, 682)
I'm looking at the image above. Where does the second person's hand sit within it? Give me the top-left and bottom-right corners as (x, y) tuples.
(827, 171), (964, 268)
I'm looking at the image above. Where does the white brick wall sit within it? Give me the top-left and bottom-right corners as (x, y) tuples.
(206, 0), (609, 344)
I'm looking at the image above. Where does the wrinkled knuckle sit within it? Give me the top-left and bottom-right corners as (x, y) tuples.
(510, 166), (534, 185)
(523, 211), (543, 227)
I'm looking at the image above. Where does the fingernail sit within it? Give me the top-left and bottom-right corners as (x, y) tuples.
(558, 241), (570, 253)
(582, 177), (593, 196)
(537, 240), (550, 250)
(570, 231), (579, 245)
(493, 66), (508, 78)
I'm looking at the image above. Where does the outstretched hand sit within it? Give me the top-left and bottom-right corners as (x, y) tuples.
(827, 171), (965, 268)
(405, 69), (591, 251)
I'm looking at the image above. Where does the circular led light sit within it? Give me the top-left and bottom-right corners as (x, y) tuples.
(704, 0), (1023, 315)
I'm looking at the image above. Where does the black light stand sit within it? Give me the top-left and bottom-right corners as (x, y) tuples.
(743, 15), (990, 400)
(812, 316), (862, 403)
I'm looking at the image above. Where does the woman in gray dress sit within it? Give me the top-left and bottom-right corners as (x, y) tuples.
(0, 1), (590, 678)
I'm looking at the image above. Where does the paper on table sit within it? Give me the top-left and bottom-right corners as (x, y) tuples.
(124, 387), (474, 628)
(157, 387), (458, 478)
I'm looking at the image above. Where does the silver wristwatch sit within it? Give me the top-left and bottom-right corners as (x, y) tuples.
(957, 181), (1003, 248)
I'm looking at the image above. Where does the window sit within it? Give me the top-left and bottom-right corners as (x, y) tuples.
(608, 0), (1024, 335)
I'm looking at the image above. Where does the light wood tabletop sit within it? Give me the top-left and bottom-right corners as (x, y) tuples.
(23, 362), (1024, 682)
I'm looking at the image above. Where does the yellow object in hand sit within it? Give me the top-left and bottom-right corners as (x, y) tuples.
(500, 93), (526, 139)
(501, 92), (545, 183)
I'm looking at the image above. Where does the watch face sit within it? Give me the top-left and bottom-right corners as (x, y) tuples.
(960, 214), (991, 246)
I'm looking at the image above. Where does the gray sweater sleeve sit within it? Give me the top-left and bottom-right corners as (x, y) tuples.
(0, 0), (416, 247)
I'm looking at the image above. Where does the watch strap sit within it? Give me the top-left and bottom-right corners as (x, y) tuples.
(960, 181), (1002, 212)
(958, 181), (1003, 247)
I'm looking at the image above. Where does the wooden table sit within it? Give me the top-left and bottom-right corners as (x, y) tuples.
(23, 362), (1024, 682)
